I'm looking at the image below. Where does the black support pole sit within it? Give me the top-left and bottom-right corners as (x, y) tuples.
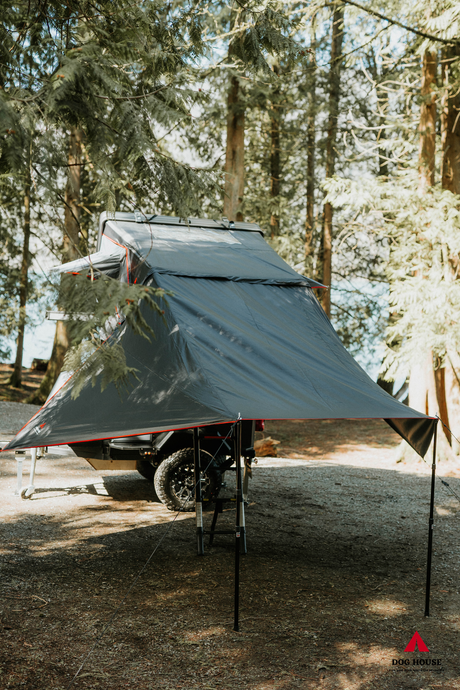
(193, 428), (204, 556)
(234, 419), (243, 632)
(424, 422), (438, 617)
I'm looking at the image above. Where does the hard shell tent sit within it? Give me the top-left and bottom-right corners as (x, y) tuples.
(3, 212), (435, 455)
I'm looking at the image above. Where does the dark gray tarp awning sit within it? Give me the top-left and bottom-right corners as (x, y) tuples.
(4, 270), (435, 457)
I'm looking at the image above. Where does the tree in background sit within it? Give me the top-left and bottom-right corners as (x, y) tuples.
(305, 18), (317, 274)
(0, 182), (28, 364)
(408, 45), (445, 434)
(7, 142), (32, 388)
(269, 62), (281, 236)
(323, 1), (460, 456)
(30, 127), (84, 403)
(223, 5), (246, 223)
(440, 38), (460, 452)
(322, 2), (344, 317)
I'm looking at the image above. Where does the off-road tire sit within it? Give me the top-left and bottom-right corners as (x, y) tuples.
(136, 459), (156, 481)
(154, 448), (222, 512)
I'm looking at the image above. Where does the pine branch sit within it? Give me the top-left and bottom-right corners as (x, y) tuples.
(93, 85), (169, 101)
(339, 0), (459, 45)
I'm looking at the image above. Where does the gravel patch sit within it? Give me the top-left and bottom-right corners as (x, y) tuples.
(0, 401), (40, 437)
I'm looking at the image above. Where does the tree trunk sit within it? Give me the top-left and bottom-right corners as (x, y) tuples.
(404, 350), (453, 462)
(440, 45), (460, 451)
(305, 23), (316, 272)
(64, 127), (83, 261)
(419, 50), (453, 445)
(322, 203), (333, 312)
(441, 45), (460, 194)
(409, 51), (436, 412)
(434, 363), (451, 444)
(446, 351), (460, 454)
(322, 4), (344, 317)
(366, 42), (390, 178)
(9, 167), (31, 388)
(418, 50), (437, 193)
(376, 71), (389, 177)
(409, 352), (452, 452)
(408, 50), (454, 449)
(27, 128), (82, 404)
(270, 64), (280, 238)
(377, 105), (389, 176)
(223, 75), (245, 222)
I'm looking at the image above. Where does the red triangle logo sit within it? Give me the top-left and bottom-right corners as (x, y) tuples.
(404, 631), (429, 652)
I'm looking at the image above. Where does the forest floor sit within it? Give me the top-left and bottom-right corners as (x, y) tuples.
(1, 405), (460, 689)
(0, 364), (42, 404)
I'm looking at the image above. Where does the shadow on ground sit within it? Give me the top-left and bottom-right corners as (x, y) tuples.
(1, 452), (460, 690)
(16, 474), (161, 503)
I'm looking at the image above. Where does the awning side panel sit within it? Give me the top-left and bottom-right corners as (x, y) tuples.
(385, 417), (437, 458)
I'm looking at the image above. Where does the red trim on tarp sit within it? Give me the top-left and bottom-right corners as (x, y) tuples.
(1, 416), (436, 453)
(104, 235), (130, 283)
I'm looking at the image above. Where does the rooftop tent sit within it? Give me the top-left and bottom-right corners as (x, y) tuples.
(3, 213), (436, 456)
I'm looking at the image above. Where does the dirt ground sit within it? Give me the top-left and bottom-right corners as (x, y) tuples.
(1, 409), (460, 690)
(0, 365), (42, 404)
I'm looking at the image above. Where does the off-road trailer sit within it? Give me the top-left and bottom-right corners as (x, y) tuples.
(69, 421), (257, 511)
(14, 212), (265, 509)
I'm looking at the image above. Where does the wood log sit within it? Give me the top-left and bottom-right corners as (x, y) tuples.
(254, 437), (280, 457)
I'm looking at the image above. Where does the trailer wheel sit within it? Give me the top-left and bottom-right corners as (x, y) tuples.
(154, 448), (222, 512)
(136, 459), (156, 481)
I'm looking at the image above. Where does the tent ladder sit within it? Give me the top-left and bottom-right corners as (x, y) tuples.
(208, 499), (234, 546)
(424, 423), (437, 617)
(193, 428), (204, 556)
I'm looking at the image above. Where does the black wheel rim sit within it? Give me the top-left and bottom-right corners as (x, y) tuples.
(169, 462), (210, 507)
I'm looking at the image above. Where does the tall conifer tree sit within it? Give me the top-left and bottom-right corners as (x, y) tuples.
(322, 3), (344, 317)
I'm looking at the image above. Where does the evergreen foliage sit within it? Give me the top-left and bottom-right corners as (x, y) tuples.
(324, 171), (460, 378)
(58, 273), (169, 398)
